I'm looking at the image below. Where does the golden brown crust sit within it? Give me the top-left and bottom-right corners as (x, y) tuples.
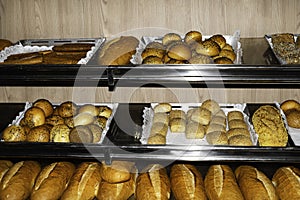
(162, 33), (182, 46)
(154, 103), (172, 113)
(69, 125), (93, 143)
(189, 108), (212, 125)
(285, 109), (300, 128)
(24, 106), (46, 128)
(210, 34), (227, 49)
(42, 53), (80, 64)
(142, 56), (163, 64)
(219, 49), (236, 62)
(185, 121), (206, 139)
(167, 42), (192, 61)
(201, 99), (220, 115)
(170, 118), (186, 133)
(147, 134), (166, 144)
(227, 111), (244, 121)
(33, 99), (53, 118)
(0, 161), (13, 183)
(150, 122), (169, 137)
(45, 115), (65, 126)
(2, 125), (26, 142)
(226, 128), (250, 139)
(206, 124), (226, 134)
(214, 57), (233, 64)
(73, 113), (95, 126)
(0, 39), (12, 51)
(228, 119), (248, 129)
(100, 161), (135, 184)
(142, 48), (165, 60)
(280, 99), (300, 113)
(27, 125), (50, 142)
(153, 113), (169, 126)
(196, 39), (220, 57)
(58, 101), (77, 118)
(78, 104), (99, 116)
(50, 124), (70, 142)
(228, 135), (253, 146)
(205, 131), (228, 145)
(184, 31), (202, 45)
(188, 54), (213, 64)
(52, 43), (93, 52)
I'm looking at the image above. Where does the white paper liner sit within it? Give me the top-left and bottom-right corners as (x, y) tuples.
(131, 30), (242, 64)
(7, 102), (118, 144)
(275, 102), (300, 146)
(0, 38), (105, 64)
(141, 103), (258, 145)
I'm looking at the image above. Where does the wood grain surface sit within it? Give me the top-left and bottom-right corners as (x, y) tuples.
(0, 0), (299, 42)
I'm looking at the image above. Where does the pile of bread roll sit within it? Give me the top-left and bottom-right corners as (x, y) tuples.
(2, 99), (112, 143)
(280, 99), (300, 129)
(0, 159), (299, 200)
(142, 31), (237, 65)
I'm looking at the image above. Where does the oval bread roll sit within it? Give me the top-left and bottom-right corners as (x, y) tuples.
(2, 125), (26, 142)
(100, 161), (135, 184)
(170, 164), (207, 200)
(31, 162), (75, 200)
(227, 110), (244, 121)
(154, 103), (172, 113)
(33, 99), (53, 118)
(24, 106), (46, 128)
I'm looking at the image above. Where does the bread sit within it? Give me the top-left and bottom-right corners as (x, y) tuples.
(52, 43), (93, 52)
(4, 52), (43, 64)
(73, 113), (95, 126)
(2, 125), (26, 142)
(162, 33), (182, 46)
(50, 124), (70, 142)
(280, 99), (300, 113)
(95, 116), (108, 129)
(100, 161), (135, 184)
(0, 39), (12, 51)
(196, 39), (221, 57)
(188, 54), (213, 64)
(185, 121), (206, 139)
(154, 103), (172, 113)
(24, 106), (46, 128)
(97, 173), (136, 200)
(42, 53), (80, 64)
(170, 118), (186, 133)
(210, 34), (227, 49)
(235, 165), (278, 200)
(142, 47), (165, 60)
(170, 164), (207, 200)
(150, 122), (169, 137)
(33, 99), (54, 118)
(98, 36), (139, 65)
(223, 44), (234, 51)
(78, 104), (99, 116)
(0, 161), (41, 200)
(27, 125), (50, 142)
(252, 105), (288, 146)
(206, 124), (226, 134)
(147, 134), (166, 144)
(285, 109), (300, 128)
(61, 162), (102, 200)
(167, 42), (192, 61)
(98, 106), (113, 119)
(69, 125), (93, 143)
(153, 113), (169, 126)
(136, 164), (171, 200)
(214, 57), (233, 64)
(226, 128), (250, 139)
(271, 33), (295, 45)
(189, 108), (212, 125)
(201, 99), (220, 116)
(219, 49), (236, 62)
(228, 135), (253, 146)
(142, 56), (164, 64)
(58, 101), (78, 118)
(184, 31), (202, 45)
(227, 111), (244, 121)
(272, 166), (300, 200)
(204, 165), (244, 200)
(206, 131), (228, 145)
(0, 161), (13, 183)
(45, 115), (65, 126)
(169, 110), (186, 121)
(64, 117), (75, 128)
(31, 162), (75, 200)
(228, 119), (248, 129)
(87, 124), (103, 143)
(210, 116), (226, 127)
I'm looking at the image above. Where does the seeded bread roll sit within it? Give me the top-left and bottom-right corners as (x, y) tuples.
(206, 131), (228, 145)
(204, 165), (244, 200)
(226, 128), (250, 139)
(2, 125), (26, 142)
(188, 54), (213, 64)
(185, 121), (206, 139)
(201, 99), (220, 116)
(24, 106), (46, 128)
(142, 47), (165, 60)
(58, 101), (77, 118)
(33, 99), (53, 118)
(189, 108), (212, 125)
(214, 57), (233, 64)
(170, 164), (207, 200)
(50, 124), (70, 142)
(235, 165), (279, 200)
(228, 119), (248, 129)
(167, 42), (192, 61)
(45, 115), (65, 126)
(169, 110), (186, 121)
(27, 125), (50, 142)
(210, 34), (227, 49)
(184, 31), (202, 45)
(227, 111), (244, 121)
(228, 135), (253, 146)
(98, 106), (112, 119)
(219, 49), (236, 62)
(142, 56), (164, 64)
(196, 39), (220, 57)
(170, 118), (186, 133)
(162, 33), (182, 46)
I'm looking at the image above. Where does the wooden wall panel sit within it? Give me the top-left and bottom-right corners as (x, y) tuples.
(0, 0), (299, 42)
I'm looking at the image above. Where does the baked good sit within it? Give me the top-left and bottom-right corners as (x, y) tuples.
(252, 105), (288, 146)
(170, 118), (186, 133)
(195, 39), (220, 57)
(147, 134), (166, 144)
(50, 124), (70, 142)
(188, 54), (214, 64)
(42, 53), (80, 64)
(61, 162), (102, 200)
(146, 41), (165, 50)
(87, 124), (103, 143)
(52, 43), (93, 52)
(215, 110), (226, 118)
(185, 121), (206, 139)
(223, 44), (234, 51)
(167, 42), (192, 61)
(98, 36), (139, 65)
(27, 125), (50, 142)
(64, 117), (74, 128)
(4, 52), (43, 64)
(184, 31), (202, 45)
(162, 33), (182, 46)
(209, 116), (226, 127)
(95, 116), (107, 130)
(45, 115), (65, 126)
(142, 47), (165, 59)
(201, 99), (220, 115)
(24, 106), (46, 128)
(98, 106), (112, 119)
(150, 122), (168, 137)
(100, 161), (135, 184)
(0, 161), (13, 183)
(219, 49), (236, 62)
(280, 99), (300, 113)
(210, 34), (226, 49)
(166, 59), (186, 64)
(142, 56), (164, 64)
(154, 103), (172, 113)
(136, 164), (171, 200)
(206, 124), (226, 134)
(169, 110), (186, 121)
(204, 165), (244, 200)
(162, 54), (172, 63)
(69, 125), (93, 143)
(31, 162), (75, 200)
(228, 135), (253, 146)
(285, 109), (300, 128)
(2, 125), (26, 142)
(33, 99), (53, 118)
(78, 104), (99, 116)
(73, 112), (95, 126)
(227, 110), (244, 121)
(226, 128), (250, 139)
(58, 101), (77, 118)
(0, 161), (41, 200)
(235, 165), (278, 200)
(228, 119), (248, 129)
(189, 108), (212, 125)
(296, 36), (300, 48)
(205, 131), (228, 145)
(271, 33), (295, 45)
(272, 166), (300, 200)
(0, 39), (12, 51)
(214, 57), (233, 64)
(153, 113), (169, 126)
(170, 164), (207, 200)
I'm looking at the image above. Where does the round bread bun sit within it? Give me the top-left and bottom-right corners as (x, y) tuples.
(195, 39), (220, 57)
(79, 104), (99, 116)
(210, 34), (227, 49)
(201, 99), (220, 115)
(142, 56), (163, 64)
(141, 48), (165, 60)
(147, 134), (166, 144)
(69, 125), (93, 143)
(45, 115), (65, 126)
(0, 39), (13, 51)
(222, 43), (234, 51)
(24, 106), (46, 128)
(228, 135), (253, 146)
(27, 125), (50, 142)
(33, 99), (53, 118)
(190, 107), (212, 125)
(280, 99), (300, 113)
(98, 106), (113, 119)
(286, 109), (300, 128)
(184, 31), (202, 45)
(2, 125), (26, 142)
(185, 121), (206, 139)
(50, 124), (70, 142)
(188, 54), (213, 64)
(58, 101), (77, 118)
(214, 57), (233, 64)
(22, 125), (31, 135)
(87, 124), (103, 143)
(219, 49), (236, 62)
(73, 112), (95, 126)
(145, 41), (165, 50)
(167, 42), (192, 61)
(162, 33), (182, 46)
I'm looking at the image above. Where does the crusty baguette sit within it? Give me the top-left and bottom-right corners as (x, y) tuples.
(135, 164), (171, 200)
(42, 53), (80, 64)
(0, 39), (12, 51)
(0, 160), (13, 183)
(204, 165), (244, 200)
(235, 165), (278, 200)
(170, 164), (207, 200)
(31, 162), (75, 200)
(61, 162), (102, 200)
(100, 161), (135, 184)
(0, 161), (41, 200)
(98, 36), (139, 65)
(272, 166), (300, 200)
(4, 52), (43, 64)
(52, 43), (93, 52)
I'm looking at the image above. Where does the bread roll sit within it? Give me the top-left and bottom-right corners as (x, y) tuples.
(42, 53), (80, 64)
(206, 124), (226, 134)
(195, 39), (220, 57)
(185, 121), (206, 139)
(227, 111), (244, 121)
(184, 31), (202, 45)
(87, 124), (103, 143)
(285, 109), (300, 128)
(136, 164), (171, 200)
(95, 116), (108, 129)
(219, 49), (236, 62)
(223, 44), (234, 51)
(45, 115), (65, 126)
(58, 101), (78, 118)
(73, 113), (95, 126)
(170, 118), (186, 133)
(154, 103), (172, 113)
(226, 128), (250, 139)
(167, 42), (192, 61)
(50, 124), (70, 142)
(188, 54), (213, 64)
(170, 164), (207, 200)
(2, 125), (26, 142)
(52, 43), (93, 52)
(61, 162), (102, 200)
(0, 39), (12, 51)
(69, 125), (93, 143)
(142, 47), (165, 60)
(147, 134), (166, 144)
(201, 99), (220, 116)
(0, 161), (13, 183)
(272, 166), (300, 200)
(190, 108), (212, 125)
(228, 135), (253, 146)
(228, 119), (248, 129)
(204, 165), (244, 200)
(100, 161), (135, 184)
(98, 36), (139, 65)
(24, 106), (46, 128)
(150, 122), (168, 137)
(27, 124), (50, 142)
(0, 161), (41, 200)
(169, 110), (186, 120)
(142, 56), (164, 64)
(78, 104), (100, 116)
(153, 113), (169, 126)
(162, 33), (182, 46)
(33, 99), (53, 118)
(206, 131), (228, 145)
(4, 52), (43, 64)
(235, 165), (278, 200)
(215, 109), (226, 118)
(210, 34), (227, 49)
(98, 106), (113, 119)
(280, 99), (300, 113)
(210, 116), (226, 128)
(214, 57), (233, 64)
(31, 162), (75, 200)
